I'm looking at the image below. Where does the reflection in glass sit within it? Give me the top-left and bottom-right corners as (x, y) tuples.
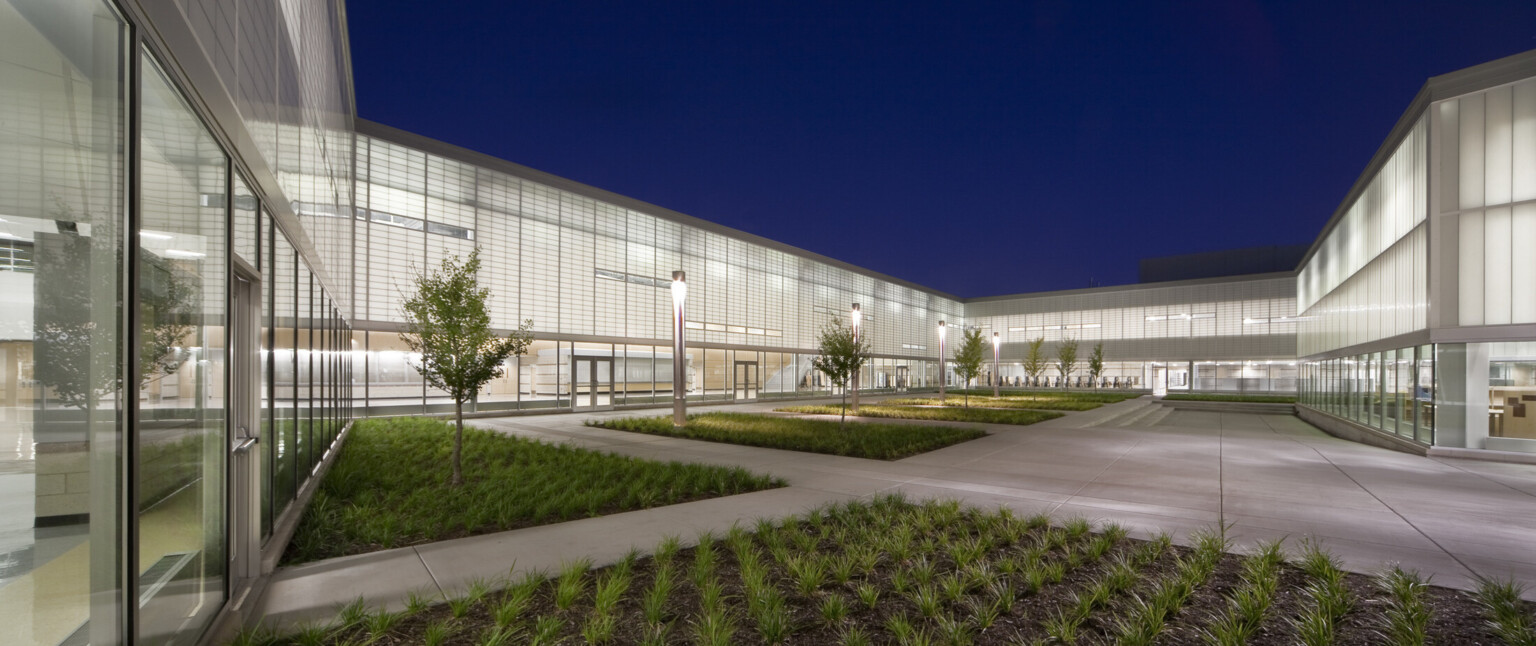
(272, 234), (296, 516)
(296, 266), (311, 477)
(0, 0), (127, 642)
(138, 50), (226, 645)
(260, 212), (273, 536)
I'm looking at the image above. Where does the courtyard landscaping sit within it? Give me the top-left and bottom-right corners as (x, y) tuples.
(282, 417), (782, 564)
(1163, 393), (1298, 404)
(587, 412), (986, 460)
(241, 496), (1527, 646)
(878, 394), (1124, 412)
(776, 404), (1063, 427)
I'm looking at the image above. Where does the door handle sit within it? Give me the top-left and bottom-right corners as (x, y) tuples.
(232, 437), (258, 453)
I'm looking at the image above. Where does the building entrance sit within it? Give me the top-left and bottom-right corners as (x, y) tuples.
(734, 361), (758, 401)
(228, 271), (261, 599)
(896, 365), (910, 392)
(572, 356), (614, 411)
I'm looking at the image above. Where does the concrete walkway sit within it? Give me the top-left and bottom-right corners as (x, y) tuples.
(250, 396), (1536, 629)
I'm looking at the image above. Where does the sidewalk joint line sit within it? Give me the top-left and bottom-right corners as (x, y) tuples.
(1264, 414), (1478, 579)
(414, 548), (446, 598)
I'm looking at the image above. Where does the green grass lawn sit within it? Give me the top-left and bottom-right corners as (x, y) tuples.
(779, 403), (1064, 426)
(245, 496), (1520, 646)
(1162, 393), (1298, 404)
(587, 412), (986, 460)
(282, 417), (782, 564)
(952, 388), (1143, 404)
(878, 395), (1105, 411)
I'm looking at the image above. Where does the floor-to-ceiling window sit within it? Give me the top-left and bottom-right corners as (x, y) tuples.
(137, 49), (227, 646)
(0, 1), (128, 642)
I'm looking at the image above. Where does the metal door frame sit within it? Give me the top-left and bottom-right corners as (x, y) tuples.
(571, 355), (614, 411)
(733, 361), (759, 401)
(228, 265), (261, 599)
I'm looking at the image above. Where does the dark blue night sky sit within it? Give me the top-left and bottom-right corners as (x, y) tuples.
(348, 1), (1535, 298)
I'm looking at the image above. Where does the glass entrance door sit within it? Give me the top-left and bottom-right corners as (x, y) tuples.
(734, 362), (758, 401)
(896, 366), (910, 392)
(1152, 366), (1168, 396)
(572, 357), (613, 411)
(229, 272), (260, 595)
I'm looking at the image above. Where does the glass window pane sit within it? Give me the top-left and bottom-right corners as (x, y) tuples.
(272, 233), (297, 517)
(232, 174), (256, 265)
(137, 50), (227, 645)
(260, 212), (273, 536)
(0, 1), (127, 642)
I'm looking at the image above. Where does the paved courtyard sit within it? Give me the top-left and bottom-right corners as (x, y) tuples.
(252, 396), (1536, 628)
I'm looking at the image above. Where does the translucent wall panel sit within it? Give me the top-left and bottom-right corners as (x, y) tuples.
(1459, 204), (1536, 326)
(353, 134), (966, 362)
(1297, 116), (1427, 312)
(1439, 77), (1536, 329)
(1298, 225), (1428, 356)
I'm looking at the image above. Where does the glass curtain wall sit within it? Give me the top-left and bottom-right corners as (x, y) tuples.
(2, 4), (356, 644)
(1301, 345), (1434, 444)
(137, 50), (227, 646)
(0, 0), (128, 642)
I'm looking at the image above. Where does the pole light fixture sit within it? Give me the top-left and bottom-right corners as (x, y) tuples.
(937, 320), (947, 404)
(671, 270), (687, 427)
(851, 303), (861, 412)
(992, 332), (1001, 397)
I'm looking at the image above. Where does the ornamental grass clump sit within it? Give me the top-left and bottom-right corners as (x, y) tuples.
(1475, 577), (1536, 645)
(248, 494), (1515, 646)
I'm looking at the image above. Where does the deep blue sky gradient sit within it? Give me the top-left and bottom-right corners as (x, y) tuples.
(348, 1), (1536, 298)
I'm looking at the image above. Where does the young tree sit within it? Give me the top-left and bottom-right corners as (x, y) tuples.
(401, 249), (533, 486)
(952, 327), (987, 407)
(1088, 342), (1105, 388)
(1056, 337), (1079, 388)
(1023, 336), (1047, 388)
(810, 315), (871, 430)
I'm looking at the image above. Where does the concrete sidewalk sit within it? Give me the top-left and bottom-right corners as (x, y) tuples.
(250, 396), (1536, 629)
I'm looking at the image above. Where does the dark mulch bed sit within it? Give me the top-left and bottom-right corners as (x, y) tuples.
(252, 497), (1527, 646)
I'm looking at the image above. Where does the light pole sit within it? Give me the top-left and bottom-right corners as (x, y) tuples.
(850, 303), (861, 413)
(992, 332), (1001, 397)
(671, 271), (687, 427)
(937, 320), (947, 404)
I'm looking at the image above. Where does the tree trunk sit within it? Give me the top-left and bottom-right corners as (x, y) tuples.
(452, 399), (464, 487)
(851, 370), (859, 414)
(839, 385), (848, 431)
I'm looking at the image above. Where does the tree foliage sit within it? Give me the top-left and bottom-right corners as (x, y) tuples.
(401, 249), (532, 486)
(35, 230), (193, 410)
(1023, 337), (1048, 386)
(1088, 342), (1105, 388)
(952, 327), (987, 407)
(810, 315), (870, 430)
(1056, 337), (1079, 388)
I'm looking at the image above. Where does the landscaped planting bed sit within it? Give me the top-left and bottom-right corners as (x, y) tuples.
(777, 404), (1063, 426)
(282, 417), (782, 564)
(243, 496), (1524, 646)
(587, 412), (986, 460)
(954, 389), (1144, 404)
(878, 395), (1106, 412)
(1163, 393), (1298, 404)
